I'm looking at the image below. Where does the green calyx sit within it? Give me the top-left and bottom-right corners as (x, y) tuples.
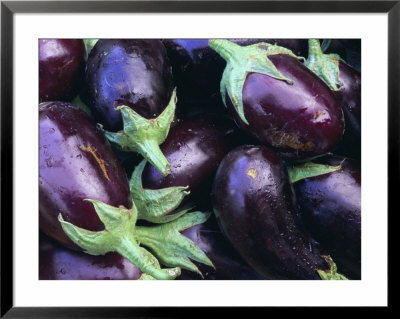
(305, 39), (343, 91)
(59, 198), (213, 279)
(209, 39), (304, 125)
(136, 211), (214, 275)
(317, 255), (349, 280)
(286, 161), (341, 184)
(130, 160), (191, 223)
(103, 88), (177, 177)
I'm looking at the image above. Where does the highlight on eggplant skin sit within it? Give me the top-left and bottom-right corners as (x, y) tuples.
(83, 39), (174, 132)
(39, 39), (86, 102)
(211, 145), (332, 280)
(39, 101), (132, 249)
(293, 155), (361, 279)
(38, 38), (361, 281)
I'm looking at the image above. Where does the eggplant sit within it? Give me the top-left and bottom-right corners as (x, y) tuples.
(39, 39), (85, 102)
(293, 155), (361, 279)
(141, 114), (237, 207)
(39, 101), (132, 248)
(306, 39), (361, 159)
(83, 39), (177, 176)
(39, 101), (212, 280)
(39, 232), (142, 280)
(163, 39), (307, 104)
(212, 145), (346, 280)
(209, 39), (344, 159)
(83, 39), (174, 131)
(178, 216), (264, 280)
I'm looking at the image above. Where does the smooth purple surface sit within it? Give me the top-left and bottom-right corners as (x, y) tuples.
(212, 145), (328, 279)
(39, 39), (85, 102)
(294, 155), (361, 279)
(228, 54), (344, 159)
(39, 102), (131, 248)
(39, 232), (142, 280)
(83, 39), (174, 131)
(142, 115), (236, 195)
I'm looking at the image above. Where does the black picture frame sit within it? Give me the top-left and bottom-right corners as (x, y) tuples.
(1, 0), (395, 317)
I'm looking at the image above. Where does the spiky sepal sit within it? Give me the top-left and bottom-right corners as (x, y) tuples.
(58, 199), (212, 279)
(103, 88), (177, 176)
(130, 160), (191, 223)
(136, 211), (214, 275)
(209, 39), (304, 125)
(305, 39), (344, 91)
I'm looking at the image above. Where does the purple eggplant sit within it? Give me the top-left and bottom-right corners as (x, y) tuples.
(209, 39), (344, 159)
(163, 39), (307, 103)
(39, 39), (85, 102)
(39, 232), (142, 280)
(141, 114), (237, 205)
(39, 101), (212, 280)
(39, 101), (132, 248)
(212, 145), (346, 280)
(83, 39), (174, 131)
(293, 155), (361, 279)
(83, 39), (177, 176)
(306, 39), (361, 159)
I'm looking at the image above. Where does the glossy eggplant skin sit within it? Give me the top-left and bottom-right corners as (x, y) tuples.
(39, 39), (85, 102)
(294, 155), (361, 279)
(142, 115), (236, 202)
(163, 39), (307, 103)
(212, 145), (328, 279)
(334, 62), (361, 159)
(39, 232), (142, 280)
(228, 55), (344, 159)
(178, 217), (264, 280)
(83, 39), (174, 131)
(39, 101), (132, 248)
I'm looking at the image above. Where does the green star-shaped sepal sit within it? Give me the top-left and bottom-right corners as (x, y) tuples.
(58, 199), (180, 280)
(103, 88), (177, 176)
(58, 198), (213, 279)
(305, 39), (344, 91)
(209, 39), (304, 125)
(136, 211), (214, 275)
(130, 160), (191, 223)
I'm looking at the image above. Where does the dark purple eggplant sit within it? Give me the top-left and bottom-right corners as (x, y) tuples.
(39, 232), (142, 280)
(209, 39), (344, 159)
(39, 101), (132, 248)
(306, 39), (361, 159)
(141, 114), (237, 206)
(212, 145), (346, 280)
(293, 155), (361, 279)
(83, 39), (177, 176)
(83, 39), (173, 131)
(39, 39), (85, 102)
(39, 101), (212, 280)
(178, 217), (264, 280)
(163, 39), (307, 104)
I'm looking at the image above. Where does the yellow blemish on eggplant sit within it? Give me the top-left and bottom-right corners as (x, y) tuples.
(79, 144), (110, 180)
(247, 168), (258, 179)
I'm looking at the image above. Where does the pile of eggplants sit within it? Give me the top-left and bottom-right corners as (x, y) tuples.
(39, 38), (361, 280)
